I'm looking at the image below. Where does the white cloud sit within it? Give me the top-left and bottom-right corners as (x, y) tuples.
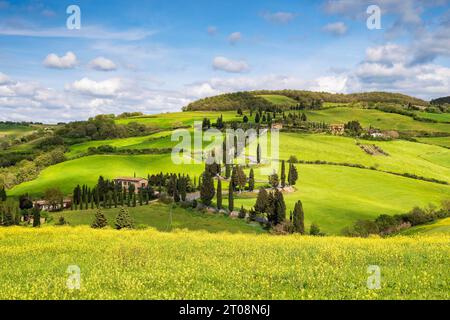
(43, 52), (78, 69)
(89, 57), (117, 71)
(365, 43), (409, 64)
(70, 77), (122, 97)
(212, 56), (250, 73)
(261, 11), (297, 24)
(228, 32), (242, 45)
(0, 72), (11, 85)
(312, 75), (349, 93)
(322, 22), (348, 36)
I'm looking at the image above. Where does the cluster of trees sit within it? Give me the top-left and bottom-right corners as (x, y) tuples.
(72, 176), (156, 210)
(0, 148), (66, 189)
(343, 201), (450, 237)
(184, 92), (274, 112)
(268, 161), (298, 188)
(90, 207), (134, 230)
(344, 120), (363, 136)
(1, 192), (44, 227)
(56, 114), (154, 141)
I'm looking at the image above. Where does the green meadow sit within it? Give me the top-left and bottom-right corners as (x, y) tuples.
(115, 111), (241, 129)
(49, 202), (264, 234)
(9, 154), (204, 196)
(304, 107), (450, 133)
(399, 218), (450, 235)
(258, 94), (299, 106)
(417, 137), (450, 149)
(237, 164), (450, 234)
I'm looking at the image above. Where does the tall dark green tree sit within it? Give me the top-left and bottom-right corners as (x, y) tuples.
(200, 171), (215, 206)
(228, 182), (234, 212)
(32, 207), (41, 227)
(281, 160), (286, 188)
(288, 163), (299, 186)
(256, 143), (261, 164)
(0, 186), (6, 201)
(248, 169), (255, 192)
(217, 179), (222, 210)
(225, 164), (231, 179)
(293, 200), (305, 234)
(255, 188), (269, 214)
(115, 207), (134, 230)
(91, 209), (108, 229)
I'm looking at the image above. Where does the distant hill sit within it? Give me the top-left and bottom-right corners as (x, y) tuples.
(184, 90), (429, 111)
(431, 96), (450, 105)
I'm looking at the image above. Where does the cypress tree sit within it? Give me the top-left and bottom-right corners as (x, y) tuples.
(225, 164), (231, 179)
(257, 143), (261, 164)
(0, 186), (7, 201)
(132, 193), (137, 207)
(180, 178), (187, 202)
(200, 171), (215, 206)
(95, 187), (100, 209)
(217, 179), (222, 210)
(288, 163), (299, 186)
(281, 160), (286, 188)
(255, 188), (269, 214)
(248, 169), (255, 192)
(228, 182), (234, 212)
(293, 200), (305, 234)
(91, 209), (108, 229)
(32, 207), (41, 227)
(139, 188), (143, 206)
(115, 207), (134, 230)
(274, 190), (286, 225)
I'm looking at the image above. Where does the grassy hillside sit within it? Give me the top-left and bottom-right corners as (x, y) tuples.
(66, 131), (174, 158)
(50, 202), (263, 234)
(115, 111), (240, 128)
(304, 107), (450, 133)
(9, 154), (204, 196)
(185, 90), (428, 111)
(238, 164), (450, 234)
(257, 94), (298, 106)
(417, 137), (450, 149)
(415, 112), (450, 123)
(270, 133), (450, 183)
(399, 218), (450, 235)
(0, 227), (448, 299)
(0, 123), (35, 139)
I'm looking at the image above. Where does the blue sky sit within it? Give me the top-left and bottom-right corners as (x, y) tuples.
(1, 0), (450, 122)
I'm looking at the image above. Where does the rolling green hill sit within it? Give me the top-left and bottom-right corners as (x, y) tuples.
(304, 107), (450, 133)
(399, 218), (450, 235)
(9, 154), (205, 196)
(185, 90), (428, 111)
(237, 164), (450, 234)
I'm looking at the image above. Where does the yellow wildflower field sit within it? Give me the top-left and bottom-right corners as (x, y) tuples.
(0, 226), (448, 300)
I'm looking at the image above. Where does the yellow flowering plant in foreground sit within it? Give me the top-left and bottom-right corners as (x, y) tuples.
(0, 226), (448, 300)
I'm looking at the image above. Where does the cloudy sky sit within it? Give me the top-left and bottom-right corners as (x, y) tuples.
(1, 0), (450, 123)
